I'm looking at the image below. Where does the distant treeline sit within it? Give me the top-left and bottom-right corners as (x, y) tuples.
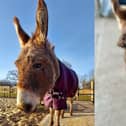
(0, 80), (16, 86)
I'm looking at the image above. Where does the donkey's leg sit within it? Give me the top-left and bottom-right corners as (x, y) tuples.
(49, 107), (54, 126)
(69, 97), (73, 116)
(61, 109), (64, 118)
(55, 110), (61, 126)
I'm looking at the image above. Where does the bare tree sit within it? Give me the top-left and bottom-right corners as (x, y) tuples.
(6, 70), (18, 85)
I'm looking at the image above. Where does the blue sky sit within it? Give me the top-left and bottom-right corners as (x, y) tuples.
(0, 0), (94, 79)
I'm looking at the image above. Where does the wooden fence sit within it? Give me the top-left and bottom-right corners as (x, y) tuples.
(0, 86), (17, 98)
(0, 85), (95, 102)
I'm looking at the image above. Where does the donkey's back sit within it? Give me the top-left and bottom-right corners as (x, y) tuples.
(54, 60), (78, 98)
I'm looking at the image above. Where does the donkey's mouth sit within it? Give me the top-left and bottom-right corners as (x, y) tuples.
(17, 104), (37, 113)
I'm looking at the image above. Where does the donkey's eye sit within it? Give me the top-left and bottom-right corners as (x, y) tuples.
(33, 63), (42, 69)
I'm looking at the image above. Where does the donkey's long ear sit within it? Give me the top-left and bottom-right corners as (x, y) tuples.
(35, 0), (48, 43)
(111, 0), (126, 20)
(13, 17), (30, 48)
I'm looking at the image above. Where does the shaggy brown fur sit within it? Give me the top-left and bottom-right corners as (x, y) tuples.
(117, 33), (126, 47)
(111, 0), (126, 19)
(14, 0), (77, 126)
(111, 0), (126, 48)
(14, 0), (60, 99)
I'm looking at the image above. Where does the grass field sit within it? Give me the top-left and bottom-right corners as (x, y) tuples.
(78, 95), (92, 101)
(0, 93), (16, 98)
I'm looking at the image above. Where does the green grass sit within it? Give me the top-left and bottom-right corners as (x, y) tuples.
(78, 95), (92, 101)
(0, 93), (16, 98)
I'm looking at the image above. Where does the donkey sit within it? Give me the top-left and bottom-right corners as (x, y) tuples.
(13, 0), (78, 126)
(111, 0), (126, 48)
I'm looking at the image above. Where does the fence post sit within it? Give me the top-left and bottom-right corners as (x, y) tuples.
(3, 87), (5, 97)
(91, 80), (94, 103)
(9, 86), (11, 98)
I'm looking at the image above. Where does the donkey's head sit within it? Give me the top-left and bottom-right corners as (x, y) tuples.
(14, 0), (60, 112)
(111, 0), (126, 48)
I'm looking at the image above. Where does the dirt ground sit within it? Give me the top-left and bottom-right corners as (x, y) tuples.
(41, 101), (94, 126)
(0, 98), (94, 126)
(0, 98), (47, 126)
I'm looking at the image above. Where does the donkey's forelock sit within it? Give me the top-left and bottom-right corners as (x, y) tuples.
(14, 0), (60, 111)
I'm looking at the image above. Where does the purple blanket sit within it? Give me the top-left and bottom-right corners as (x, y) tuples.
(43, 60), (78, 110)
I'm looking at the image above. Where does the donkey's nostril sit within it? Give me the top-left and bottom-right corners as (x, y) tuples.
(23, 103), (32, 113)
